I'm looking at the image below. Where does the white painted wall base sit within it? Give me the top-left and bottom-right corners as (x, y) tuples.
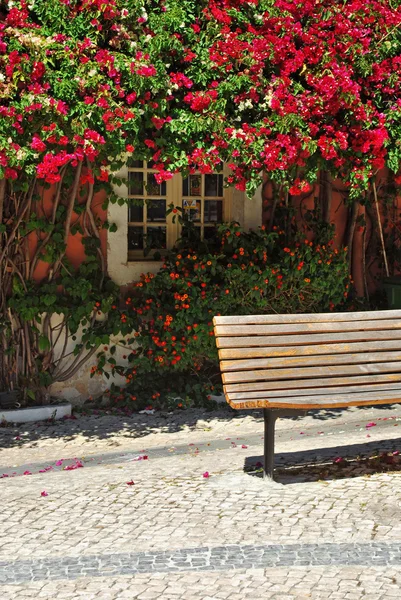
(0, 402), (72, 424)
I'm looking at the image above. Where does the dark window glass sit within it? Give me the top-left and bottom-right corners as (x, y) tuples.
(146, 226), (167, 249)
(204, 200), (223, 223)
(128, 171), (144, 195)
(147, 199), (166, 222)
(147, 173), (166, 196)
(218, 174), (223, 197)
(204, 226), (219, 241)
(181, 224), (201, 244)
(189, 175), (201, 196)
(128, 226), (144, 250)
(128, 202), (144, 222)
(127, 159), (143, 168)
(205, 174), (218, 197)
(204, 174), (223, 197)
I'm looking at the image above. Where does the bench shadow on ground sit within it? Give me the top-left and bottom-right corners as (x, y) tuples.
(0, 402), (400, 451)
(244, 436), (401, 484)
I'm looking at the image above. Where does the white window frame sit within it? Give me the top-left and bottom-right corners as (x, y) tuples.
(108, 161), (258, 285)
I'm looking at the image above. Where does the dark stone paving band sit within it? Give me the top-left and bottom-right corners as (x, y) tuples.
(1, 543), (401, 584)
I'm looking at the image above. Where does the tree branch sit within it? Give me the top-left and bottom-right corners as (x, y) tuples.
(372, 179), (390, 278)
(50, 161), (83, 281)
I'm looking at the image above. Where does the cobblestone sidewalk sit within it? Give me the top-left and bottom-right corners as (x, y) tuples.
(1, 403), (401, 599)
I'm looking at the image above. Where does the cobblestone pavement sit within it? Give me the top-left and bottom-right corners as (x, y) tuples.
(1, 403), (401, 599)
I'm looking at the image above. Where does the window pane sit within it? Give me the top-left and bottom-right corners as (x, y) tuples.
(128, 201), (143, 222)
(127, 159), (143, 168)
(203, 227), (220, 247)
(147, 199), (166, 222)
(183, 198), (201, 222)
(181, 224), (201, 245)
(204, 200), (223, 222)
(145, 226), (167, 249)
(128, 226), (144, 250)
(204, 174), (223, 196)
(205, 174), (219, 197)
(129, 171), (144, 195)
(218, 174), (223, 197)
(147, 173), (166, 196)
(189, 175), (201, 196)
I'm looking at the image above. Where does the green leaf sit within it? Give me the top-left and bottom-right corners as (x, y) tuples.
(38, 335), (51, 352)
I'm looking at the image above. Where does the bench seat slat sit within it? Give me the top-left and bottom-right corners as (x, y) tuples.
(222, 362), (401, 384)
(220, 350), (401, 372)
(227, 382), (401, 401)
(224, 373), (401, 393)
(227, 392), (401, 410)
(214, 309), (401, 326)
(215, 319), (401, 337)
(216, 330), (401, 348)
(219, 340), (401, 360)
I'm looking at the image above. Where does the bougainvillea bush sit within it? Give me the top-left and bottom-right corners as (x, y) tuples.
(3, 0), (400, 193)
(96, 222), (350, 409)
(0, 0), (401, 402)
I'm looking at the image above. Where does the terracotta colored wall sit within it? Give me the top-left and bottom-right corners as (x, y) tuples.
(261, 170), (398, 298)
(30, 184), (107, 282)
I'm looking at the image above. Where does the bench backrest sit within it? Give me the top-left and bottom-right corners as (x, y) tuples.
(213, 309), (401, 409)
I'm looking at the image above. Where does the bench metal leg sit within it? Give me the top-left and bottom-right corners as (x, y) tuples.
(263, 409), (277, 481)
(262, 408), (307, 482)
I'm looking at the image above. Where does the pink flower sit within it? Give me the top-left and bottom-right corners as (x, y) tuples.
(55, 460), (63, 466)
(31, 135), (46, 152)
(136, 65), (156, 77)
(41, 491), (48, 497)
(203, 471), (210, 478)
(64, 461), (84, 471)
(23, 470), (32, 475)
(5, 167), (18, 180)
(366, 422), (377, 429)
(126, 92), (137, 105)
(97, 169), (109, 182)
(241, 444), (248, 449)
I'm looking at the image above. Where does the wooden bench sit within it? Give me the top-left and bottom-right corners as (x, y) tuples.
(213, 309), (401, 481)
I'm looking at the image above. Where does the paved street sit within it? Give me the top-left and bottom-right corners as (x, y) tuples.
(1, 403), (401, 599)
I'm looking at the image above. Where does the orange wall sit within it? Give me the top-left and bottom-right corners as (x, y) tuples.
(261, 170), (397, 297)
(30, 184), (107, 282)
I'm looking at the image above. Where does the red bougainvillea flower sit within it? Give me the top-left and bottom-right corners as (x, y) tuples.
(64, 460), (84, 471)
